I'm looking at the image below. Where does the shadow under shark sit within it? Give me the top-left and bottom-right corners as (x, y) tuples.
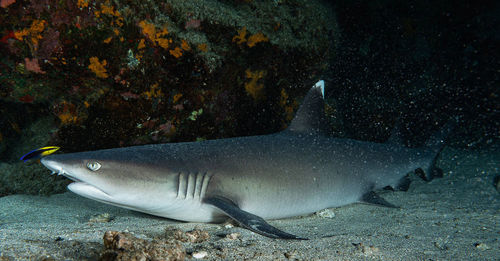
(41, 80), (452, 239)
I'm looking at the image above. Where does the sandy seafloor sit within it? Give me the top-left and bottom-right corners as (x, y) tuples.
(0, 147), (499, 260)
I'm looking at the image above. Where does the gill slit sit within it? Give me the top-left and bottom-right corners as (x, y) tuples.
(176, 172), (212, 201)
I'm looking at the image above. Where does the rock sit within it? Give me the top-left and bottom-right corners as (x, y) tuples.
(226, 232), (240, 240)
(315, 208), (336, 218)
(474, 242), (490, 250)
(165, 228), (210, 243)
(100, 231), (185, 261)
(352, 242), (380, 256)
(192, 250), (208, 259)
(284, 250), (298, 259)
(88, 213), (113, 223)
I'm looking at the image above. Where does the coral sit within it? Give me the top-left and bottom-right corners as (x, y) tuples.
(88, 57), (109, 78)
(247, 32), (269, 47)
(169, 47), (183, 58)
(185, 19), (201, 30)
(143, 83), (163, 100)
(138, 20), (171, 49)
(172, 93), (183, 103)
(181, 40), (191, 51)
(244, 69), (266, 101)
(0, 0), (15, 8)
(197, 43), (208, 52)
(232, 27), (268, 47)
(232, 26), (247, 45)
(137, 39), (146, 50)
(15, 19), (46, 48)
(24, 58), (45, 74)
(56, 102), (80, 125)
(77, 0), (88, 9)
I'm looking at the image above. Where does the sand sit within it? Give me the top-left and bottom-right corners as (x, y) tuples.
(0, 147), (498, 260)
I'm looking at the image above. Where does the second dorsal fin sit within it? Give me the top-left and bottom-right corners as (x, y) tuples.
(287, 80), (329, 135)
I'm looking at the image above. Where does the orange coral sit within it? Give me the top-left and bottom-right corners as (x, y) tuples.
(95, 1), (121, 18)
(88, 57), (108, 78)
(156, 38), (172, 49)
(77, 0), (89, 8)
(139, 20), (156, 39)
(232, 27), (268, 47)
(181, 39), (191, 51)
(173, 93), (183, 103)
(56, 102), (80, 125)
(143, 83), (163, 100)
(244, 69), (266, 100)
(138, 20), (172, 49)
(15, 19), (46, 48)
(197, 43), (208, 52)
(137, 39), (146, 49)
(232, 27), (247, 44)
(103, 36), (112, 43)
(247, 32), (268, 47)
(169, 47), (183, 58)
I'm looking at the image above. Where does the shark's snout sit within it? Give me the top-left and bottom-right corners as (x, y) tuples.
(40, 157), (63, 174)
(41, 157), (82, 182)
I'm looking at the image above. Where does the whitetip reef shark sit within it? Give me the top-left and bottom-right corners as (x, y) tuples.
(41, 80), (452, 239)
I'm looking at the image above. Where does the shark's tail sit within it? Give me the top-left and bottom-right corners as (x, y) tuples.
(415, 118), (457, 181)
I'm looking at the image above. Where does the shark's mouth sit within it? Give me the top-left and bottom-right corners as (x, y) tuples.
(67, 182), (113, 201)
(40, 158), (112, 199)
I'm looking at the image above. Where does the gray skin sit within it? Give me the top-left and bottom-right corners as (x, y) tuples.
(40, 81), (444, 239)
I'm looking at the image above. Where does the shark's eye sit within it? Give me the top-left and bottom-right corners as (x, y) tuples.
(86, 161), (101, 171)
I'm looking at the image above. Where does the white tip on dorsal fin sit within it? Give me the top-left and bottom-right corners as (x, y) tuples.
(286, 80), (329, 135)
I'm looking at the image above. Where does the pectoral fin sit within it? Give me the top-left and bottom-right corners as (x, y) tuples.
(203, 196), (307, 240)
(360, 191), (399, 208)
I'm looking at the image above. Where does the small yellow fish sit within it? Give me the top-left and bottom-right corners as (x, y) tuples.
(20, 146), (60, 162)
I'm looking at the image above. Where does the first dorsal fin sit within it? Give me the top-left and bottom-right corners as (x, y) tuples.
(287, 80), (329, 135)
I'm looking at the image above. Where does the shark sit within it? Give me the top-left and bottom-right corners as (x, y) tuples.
(41, 80), (451, 239)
